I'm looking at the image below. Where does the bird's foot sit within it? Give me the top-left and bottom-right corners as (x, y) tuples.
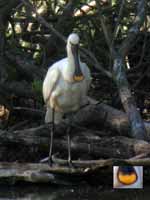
(48, 157), (53, 167)
(68, 158), (73, 168)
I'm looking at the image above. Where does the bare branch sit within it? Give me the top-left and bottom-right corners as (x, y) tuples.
(95, 0), (148, 140)
(95, 0), (116, 57)
(120, 0), (146, 56)
(80, 47), (112, 78)
(21, 0), (66, 42)
(111, 0), (125, 46)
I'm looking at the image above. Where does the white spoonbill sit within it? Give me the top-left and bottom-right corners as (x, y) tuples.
(42, 33), (91, 166)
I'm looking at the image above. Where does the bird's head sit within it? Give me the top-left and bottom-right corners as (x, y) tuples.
(68, 33), (80, 45)
(67, 33), (84, 82)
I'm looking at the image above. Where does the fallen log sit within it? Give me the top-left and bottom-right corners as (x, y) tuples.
(71, 102), (150, 136)
(0, 158), (150, 185)
(1, 122), (150, 161)
(0, 161), (111, 185)
(0, 101), (150, 163)
(10, 101), (150, 136)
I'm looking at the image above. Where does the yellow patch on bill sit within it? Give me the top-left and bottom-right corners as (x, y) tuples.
(74, 75), (84, 81)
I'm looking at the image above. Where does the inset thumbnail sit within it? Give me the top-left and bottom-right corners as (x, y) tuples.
(113, 166), (143, 189)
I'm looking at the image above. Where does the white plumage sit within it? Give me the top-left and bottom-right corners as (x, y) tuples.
(43, 33), (91, 124)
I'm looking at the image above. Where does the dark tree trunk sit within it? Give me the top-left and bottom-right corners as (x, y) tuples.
(113, 54), (148, 140)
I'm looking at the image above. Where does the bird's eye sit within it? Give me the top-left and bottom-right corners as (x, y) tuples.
(117, 166), (137, 185)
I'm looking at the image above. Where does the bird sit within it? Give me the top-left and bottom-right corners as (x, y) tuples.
(42, 33), (91, 166)
(113, 166), (143, 188)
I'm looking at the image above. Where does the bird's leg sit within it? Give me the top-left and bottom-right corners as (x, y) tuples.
(67, 126), (72, 166)
(66, 113), (73, 167)
(48, 108), (55, 166)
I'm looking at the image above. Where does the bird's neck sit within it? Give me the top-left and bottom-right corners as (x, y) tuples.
(64, 47), (80, 82)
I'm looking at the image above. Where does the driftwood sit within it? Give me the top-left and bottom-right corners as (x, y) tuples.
(0, 161), (111, 185)
(1, 158), (150, 185)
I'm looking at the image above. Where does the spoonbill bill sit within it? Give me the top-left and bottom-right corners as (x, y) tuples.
(42, 33), (91, 166)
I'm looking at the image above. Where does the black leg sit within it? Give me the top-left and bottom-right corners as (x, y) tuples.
(48, 108), (55, 166)
(67, 114), (73, 167)
(67, 126), (72, 166)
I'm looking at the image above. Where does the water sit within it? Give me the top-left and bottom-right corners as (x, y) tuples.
(0, 185), (150, 200)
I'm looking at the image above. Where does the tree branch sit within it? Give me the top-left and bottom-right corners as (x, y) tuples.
(21, 0), (111, 78)
(120, 0), (146, 56)
(95, 0), (148, 140)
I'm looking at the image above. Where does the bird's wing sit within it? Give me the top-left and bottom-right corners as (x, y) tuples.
(43, 67), (60, 103)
